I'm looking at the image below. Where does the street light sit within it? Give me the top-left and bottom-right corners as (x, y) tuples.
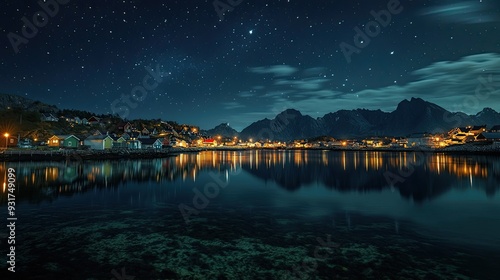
(4, 133), (9, 149)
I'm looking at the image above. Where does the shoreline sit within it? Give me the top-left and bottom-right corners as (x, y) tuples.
(1, 143), (499, 162)
(0, 149), (179, 162)
(187, 143), (500, 155)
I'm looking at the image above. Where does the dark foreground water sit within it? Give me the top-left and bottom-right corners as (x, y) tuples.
(1, 150), (500, 279)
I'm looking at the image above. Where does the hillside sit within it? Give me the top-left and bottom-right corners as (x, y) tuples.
(0, 93), (58, 112)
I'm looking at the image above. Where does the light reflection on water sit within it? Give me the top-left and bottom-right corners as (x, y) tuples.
(1, 150), (500, 279)
(2, 150), (499, 196)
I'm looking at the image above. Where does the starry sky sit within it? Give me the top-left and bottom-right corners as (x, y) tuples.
(1, 0), (500, 131)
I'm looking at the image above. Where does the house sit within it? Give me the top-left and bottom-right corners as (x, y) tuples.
(245, 142), (256, 148)
(141, 127), (150, 136)
(170, 138), (188, 147)
(48, 135), (80, 149)
(122, 132), (141, 140)
(73, 116), (82, 124)
(131, 131), (143, 139)
(310, 142), (321, 148)
(362, 138), (389, 147)
(139, 138), (163, 149)
(391, 137), (408, 147)
(81, 118), (89, 125)
(449, 127), (472, 138)
(327, 140), (345, 147)
(111, 136), (127, 149)
(161, 138), (172, 148)
(202, 138), (217, 146)
(48, 135), (65, 147)
(87, 116), (101, 125)
(84, 135), (114, 150)
(118, 122), (135, 132)
(451, 133), (469, 142)
(476, 132), (500, 142)
(90, 129), (103, 136)
(17, 138), (33, 148)
(64, 115), (75, 123)
(127, 140), (142, 149)
(121, 133), (131, 140)
(62, 135), (80, 149)
(448, 126), (478, 142)
(4, 135), (18, 148)
(225, 140), (237, 146)
(407, 133), (435, 147)
(138, 132), (149, 139)
(489, 125), (500, 133)
(40, 113), (58, 122)
(448, 138), (465, 145)
(468, 125), (486, 137)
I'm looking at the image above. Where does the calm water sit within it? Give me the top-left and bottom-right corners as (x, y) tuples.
(1, 150), (500, 279)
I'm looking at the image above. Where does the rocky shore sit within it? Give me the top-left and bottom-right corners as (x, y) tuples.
(439, 142), (500, 155)
(0, 149), (179, 162)
(316, 144), (500, 155)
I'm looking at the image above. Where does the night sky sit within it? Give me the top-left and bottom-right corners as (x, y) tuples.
(1, 0), (500, 131)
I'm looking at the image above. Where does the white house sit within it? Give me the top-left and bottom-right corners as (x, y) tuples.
(40, 113), (58, 122)
(138, 138), (163, 149)
(170, 138), (188, 147)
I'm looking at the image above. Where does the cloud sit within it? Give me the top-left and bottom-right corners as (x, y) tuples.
(302, 67), (328, 77)
(223, 101), (245, 110)
(413, 53), (500, 77)
(249, 65), (299, 77)
(274, 78), (330, 90)
(336, 53), (500, 115)
(238, 53), (500, 126)
(237, 91), (255, 98)
(419, 1), (500, 24)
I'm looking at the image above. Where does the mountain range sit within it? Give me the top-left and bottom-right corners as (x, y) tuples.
(1, 93), (499, 140)
(202, 123), (239, 138)
(237, 98), (500, 140)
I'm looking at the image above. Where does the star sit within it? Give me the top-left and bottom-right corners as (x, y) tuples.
(249, 30), (253, 35)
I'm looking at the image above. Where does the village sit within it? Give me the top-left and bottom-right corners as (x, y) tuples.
(3, 112), (500, 151)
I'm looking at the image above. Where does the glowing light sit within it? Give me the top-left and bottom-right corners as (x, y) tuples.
(4, 133), (8, 149)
